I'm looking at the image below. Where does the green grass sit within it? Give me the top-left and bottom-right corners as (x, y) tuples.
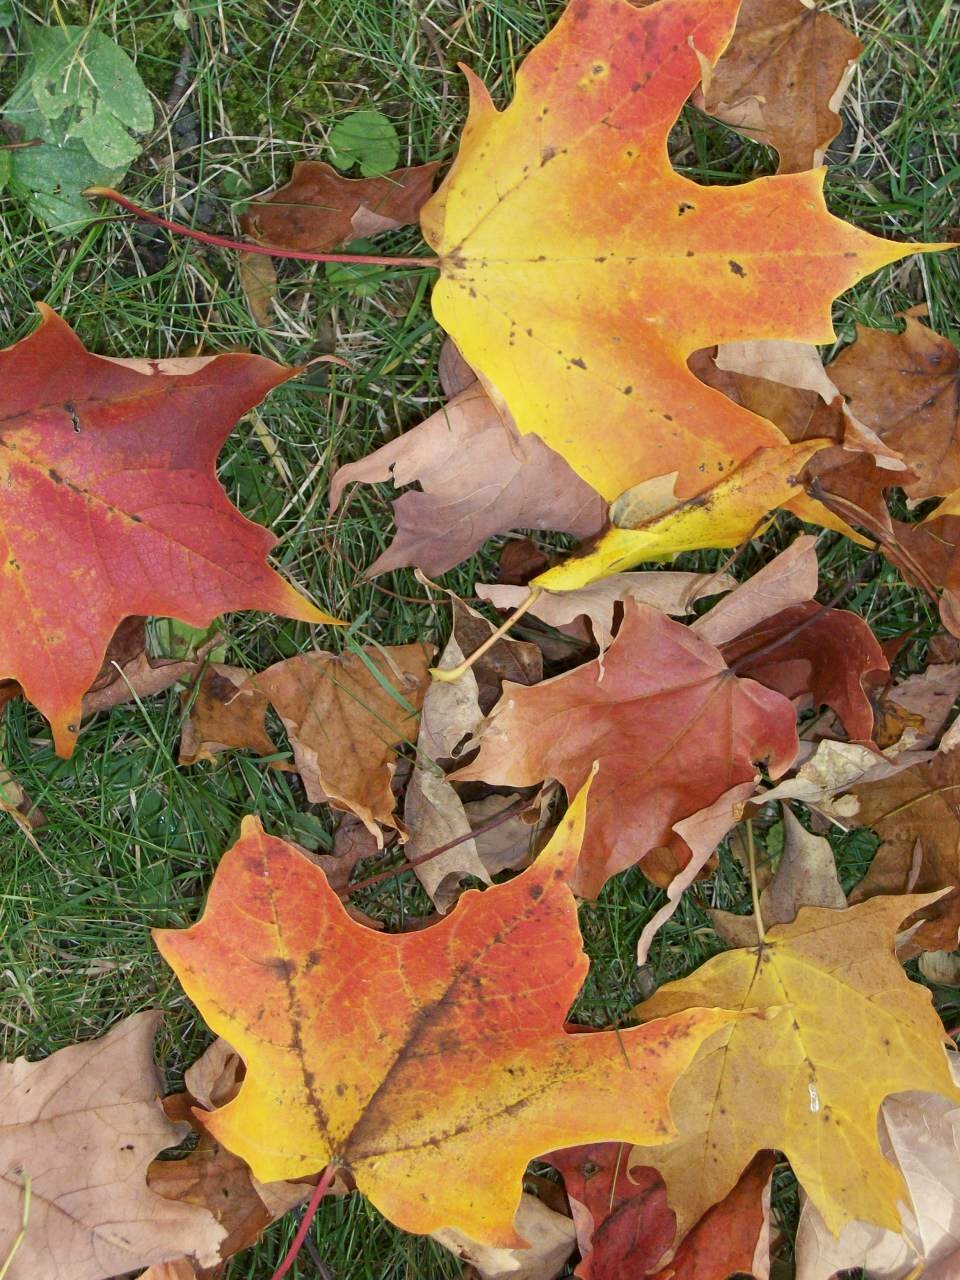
(1, 0), (959, 1276)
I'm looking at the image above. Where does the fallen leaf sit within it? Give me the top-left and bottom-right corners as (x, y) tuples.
(544, 1143), (675, 1278)
(433, 1192), (576, 1280)
(0, 1011), (225, 1280)
(719, 602), (888, 740)
(439, 336), (478, 398)
(712, 806), (846, 948)
(153, 794), (736, 1246)
(695, 0), (863, 173)
(0, 305), (332, 756)
(421, 0), (930, 503)
(179, 664), (279, 766)
(80, 616), (203, 716)
(795, 1059), (960, 1280)
(329, 383), (605, 576)
(692, 535), (819, 646)
(759, 738), (931, 820)
(476, 569), (735, 654)
(657, 1151), (775, 1280)
(252, 642), (434, 842)
(237, 254), (277, 328)
(242, 160), (439, 250)
(532, 443), (824, 591)
(829, 317), (960, 500)
(454, 600), (798, 897)
(873, 663), (960, 751)
(849, 748), (960, 952)
(629, 895), (960, 1240)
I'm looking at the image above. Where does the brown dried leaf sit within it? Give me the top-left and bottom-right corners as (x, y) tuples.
(253, 643), (434, 841)
(829, 318), (960, 500)
(179, 665), (278, 766)
(241, 160), (439, 251)
(697, 0), (863, 173)
(329, 383), (605, 576)
(0, 1012), (225, 1280)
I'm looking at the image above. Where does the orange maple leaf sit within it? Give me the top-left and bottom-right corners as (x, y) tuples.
(454, 601), (799, 898)
(0, 306), (334, 755)
(154, 791), (735, 1247)
(421, 0), (941, 502)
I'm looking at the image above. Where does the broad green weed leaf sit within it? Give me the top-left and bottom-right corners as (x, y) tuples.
(328, 108), (399, 176)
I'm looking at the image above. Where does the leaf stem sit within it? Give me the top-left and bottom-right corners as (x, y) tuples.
(269, 1164), (336, 1280)
(430, 588), (543, 684)
(745, 819), (766, 947)
(83, 187), (442, 269)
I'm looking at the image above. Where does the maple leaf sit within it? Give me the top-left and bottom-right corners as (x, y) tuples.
(531, 441), (823, 591)
(719, 602), (888, 741)
(242, 160), (440, 251)
(0, 306), (334, 756)
(419, 0), (935, 504)
(545, 1142), (775, 1279)
(829, 317), (960, 501)
(695, 0), (864, 173)
(329, 382), (604, 576)
(0, 1011), (225, 1280)
(628, 895), (960, 1241)
(849, 747), (960, 953)
(454, 600), (798, 898)
(252, 641), (434, 842)
(795, 1060), (960, 1280)
(178, 664), (280, 766)
(153, 794), (736, 1247)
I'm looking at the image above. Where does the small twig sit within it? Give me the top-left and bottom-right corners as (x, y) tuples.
(745, 819), (766, 947)
(84, 187), (441, 269)
(0, 139), (42, 151)
(269, 1164), (336, 1280)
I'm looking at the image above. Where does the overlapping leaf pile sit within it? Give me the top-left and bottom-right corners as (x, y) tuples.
(3, 1), (960, 1279)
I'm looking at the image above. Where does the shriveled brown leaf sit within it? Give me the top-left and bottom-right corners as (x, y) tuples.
(696, 0), (863, 173)
(829, 318), (960, 500)
(253, 642), (434, 842)
(433, 1192), (576, 1280)
(760, 738), (932, 820)
(0, 1012), (225, 1280)
(241, 160), (439, 251)
(329, 383), (605, 576)
(849, 747), (960, 952)
(712, 806), (845, 948)
(179, 665), (278, 766)
(476, 569), (735, 654)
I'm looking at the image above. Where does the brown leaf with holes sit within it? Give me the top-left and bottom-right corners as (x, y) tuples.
(849, 747), (960, 952)
(829, 318), (960, 500)
(0, 1012), (225, 1280)
(252, 642), (434, 842)
(179, 664), (279, 766)
(329, 383), (606, 576)
(873, 663), (960, 751)
(696, 0), (863, 173)
(241, 161), (440, 251)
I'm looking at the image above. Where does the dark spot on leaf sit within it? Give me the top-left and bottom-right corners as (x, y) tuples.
(570, 356), (587, 369)
(528, 884), (544, 901)
(678, 202), (694, 216)
(728, 260), (746, 277)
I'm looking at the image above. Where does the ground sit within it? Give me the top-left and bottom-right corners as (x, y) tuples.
(0, 0), (958, 1276)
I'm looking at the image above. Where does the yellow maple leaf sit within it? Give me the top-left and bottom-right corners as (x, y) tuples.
(629, 895), (960, 1240)
(421, 0), (943, 504)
